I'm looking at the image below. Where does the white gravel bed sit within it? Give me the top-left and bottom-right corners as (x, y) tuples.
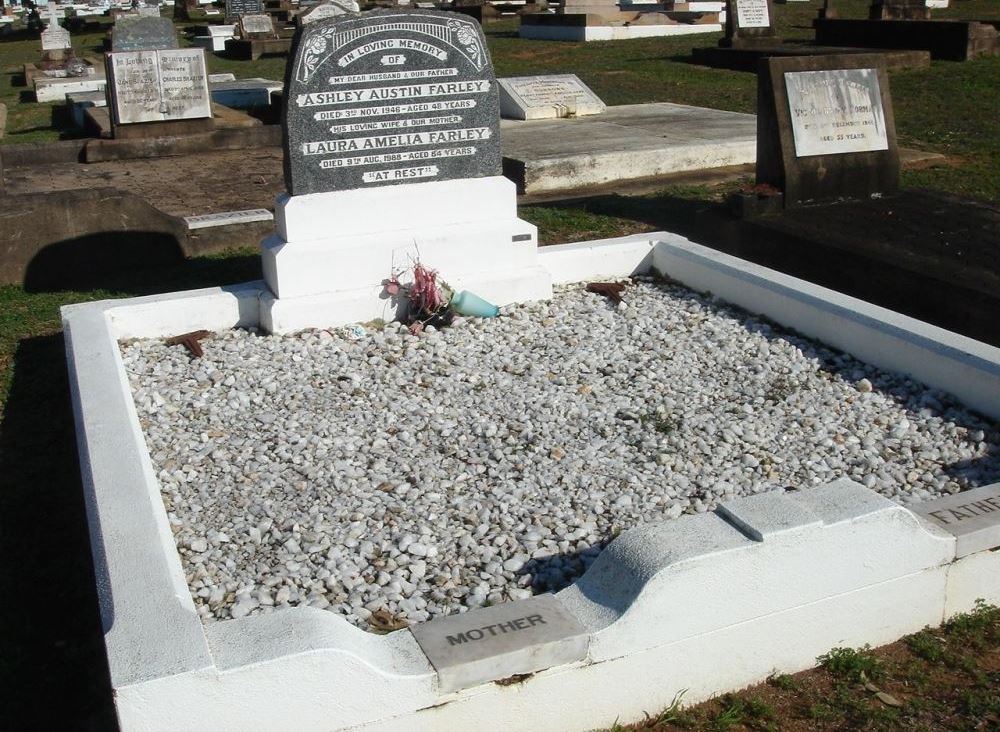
(121, 279), (999, 630)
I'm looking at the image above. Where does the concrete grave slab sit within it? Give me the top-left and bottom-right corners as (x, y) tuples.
(914, 483), (1000, 557)
(410, 594), (588, 692)
(501, 102), (756, 194)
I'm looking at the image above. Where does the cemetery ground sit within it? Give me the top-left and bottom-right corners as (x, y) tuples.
(1, 2), (999, 730)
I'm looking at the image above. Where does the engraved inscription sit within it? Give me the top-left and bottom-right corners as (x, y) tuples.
(736, 0), (770, 29)
(108, 48), (211, 125)
(785, 68), (889, 157)
(283, 9), (500, 195)
(445, 613), (548, 646)
(926, 496), (1000, 525)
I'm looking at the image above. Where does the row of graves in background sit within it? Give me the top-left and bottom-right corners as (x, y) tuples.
(814, 0), (998, 61)
(692, 0), (933, 71)
(519, 0), (726, 42)
(735, 51), (999, 343)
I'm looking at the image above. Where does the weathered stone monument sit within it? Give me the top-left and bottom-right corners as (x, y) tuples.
(225, 0), (293, 58)
(40, 3), (72, 63)
(239, 11), (277, 38)
(261, 9), (550, 332)
(869, 0), (930, 20)
(498, 74), (605, 119)
(754, 54), (899, 207)
(105, 15), (212, 138)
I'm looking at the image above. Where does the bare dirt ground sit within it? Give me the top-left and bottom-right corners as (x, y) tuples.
(3, 148), (287, 218)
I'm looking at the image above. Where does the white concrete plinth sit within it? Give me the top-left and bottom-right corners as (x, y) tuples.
(35, 74), (107, 103)
(60, 232), (1000, 732)
(519, 21), (722, 41)
(261, 176), (552, 333)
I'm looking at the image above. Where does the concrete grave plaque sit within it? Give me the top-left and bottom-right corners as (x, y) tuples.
(225, 0), (264, 22)
(298, 0), (359, 26)
(185, 208), (274, 229)
(409, 594), (588, 692)
(283, 9), (501, 196)
(914, 483), (1000, 558)
(240, 12), (274, 36)
(107, 48), (211, 124)
(755, 54), (899, 206)
(498, 74), (606, 120)
(785, 68), (888, 157)
(111, 14), (178, 51)
(735, 0), (770, 27)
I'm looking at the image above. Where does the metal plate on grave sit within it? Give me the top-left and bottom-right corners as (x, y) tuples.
(409, 593), (588, 693)
(736, 0), (770, 28)
(284, 9), (501, 196)
(107, 48), (211, 124)
(111, 15), (178, 51)
(784, 68), (889, 157)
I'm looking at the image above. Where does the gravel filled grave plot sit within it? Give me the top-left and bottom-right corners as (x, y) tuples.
(121, 279), (1000, 630)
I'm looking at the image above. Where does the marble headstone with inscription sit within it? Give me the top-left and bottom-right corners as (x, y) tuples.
(755, 54), (899, 206)
(498, 74), (605, 120)
(41, 7), (72, 56)
(225, 0), (265, 23)
(721, 0), (777, 47)
(283, 9), (501, 196)
(111, 14), (178, 51)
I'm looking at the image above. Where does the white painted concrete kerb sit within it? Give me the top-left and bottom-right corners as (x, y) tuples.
(62, 233), (1000, 732)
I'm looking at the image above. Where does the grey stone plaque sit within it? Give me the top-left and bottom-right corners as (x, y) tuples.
(107, 48), (211, 124)
(240, 12), (274, 36)
(913, 482), (1000, 558)
(498, 74), (605, 120)
(409, 594), (588, 693)
(736, 0), (770, 28)
(111, 15), (178, 52)
(225, 0), (264, 22)
(785, 68), (889, 157)
(283, 9), (501, 196)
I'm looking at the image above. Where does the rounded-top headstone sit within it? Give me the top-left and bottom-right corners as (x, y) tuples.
(282, 9), (501, 197)
(111, 15), (178, 51)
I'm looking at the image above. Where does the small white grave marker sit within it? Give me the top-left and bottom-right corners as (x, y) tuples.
(184, 208), (274, 229)
(498, 74), (606, 120)
(735, 0), (770, 28)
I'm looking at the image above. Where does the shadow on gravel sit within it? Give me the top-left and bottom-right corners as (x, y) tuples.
(0, 334), (118, 732)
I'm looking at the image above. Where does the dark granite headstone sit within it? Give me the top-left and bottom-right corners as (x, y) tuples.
(755, 54), (899, 207)
(721, 0), (778, 48)
(283, 9), (501, 196)
(111, 15), (178, 51)
(226, 0), (265, 22)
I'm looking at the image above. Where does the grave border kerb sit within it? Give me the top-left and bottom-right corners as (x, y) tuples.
(61, 233), (1000, 729)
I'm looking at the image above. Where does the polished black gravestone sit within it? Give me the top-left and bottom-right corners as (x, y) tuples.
(755, 53), (899, 207)
(282, 9), (501, 196)
(111, 15), (179, 52)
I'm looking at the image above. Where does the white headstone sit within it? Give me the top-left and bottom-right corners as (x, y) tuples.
(785, 68), (889, 157)
(107, 47), (211, 124)
(41, 5), (72, 51)
(735, 0), (770, 28)
(239, 12), (273, 35)
(498, 74), (606, 120)
(298, 0), (359, 25)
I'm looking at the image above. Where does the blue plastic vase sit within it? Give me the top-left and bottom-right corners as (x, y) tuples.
(450, 290), (500, 318)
